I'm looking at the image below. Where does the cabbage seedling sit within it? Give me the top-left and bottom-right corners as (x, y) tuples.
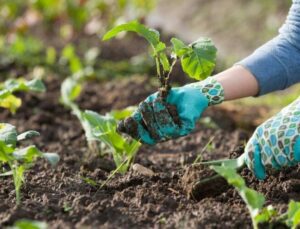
(0, 123), (59, 205)
(102, 20), (217, 135)
(0, 78), (46, 113)
(61, 77), (140, 173)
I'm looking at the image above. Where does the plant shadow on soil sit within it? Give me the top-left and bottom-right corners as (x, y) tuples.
(0, 76), (299, 229)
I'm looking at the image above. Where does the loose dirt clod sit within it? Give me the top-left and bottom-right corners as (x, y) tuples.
(132, 163), (155, 177)
(181, 164), (229, 200)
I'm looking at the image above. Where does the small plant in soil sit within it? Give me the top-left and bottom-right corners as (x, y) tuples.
(61, 77), (140, 173)
(0, 78), (46, 113)
(102, 20), (217, 134)
(211, 162), (300, 228)
(0, 123), (59, 205)
(9, 219), (48, 229)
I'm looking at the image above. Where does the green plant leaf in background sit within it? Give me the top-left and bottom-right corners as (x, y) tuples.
(103, 20), (160, 47)
(17, 131), (40, 141)
(102, 20), (170, 72)
(0, 123), (18, 147)
(10, 219), (48, 229)
(0, 78), (46, 113)
(254, 205), (277, 225)
(286, 200), (300, 228)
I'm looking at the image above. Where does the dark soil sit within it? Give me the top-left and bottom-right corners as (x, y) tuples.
(0, 76), (298, 229)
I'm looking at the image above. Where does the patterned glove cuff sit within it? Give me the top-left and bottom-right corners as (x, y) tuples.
(187, 77), (225, 106)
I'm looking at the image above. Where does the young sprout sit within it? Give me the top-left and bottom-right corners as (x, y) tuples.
(0, 123), (59, 205)
(0, 78), (46, 113)
(103, 20), (217, 99)
(61, 77), (140, 173)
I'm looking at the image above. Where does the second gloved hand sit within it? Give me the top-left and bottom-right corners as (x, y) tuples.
(244, 97), (300, 180)
(119, 77), (224, 145)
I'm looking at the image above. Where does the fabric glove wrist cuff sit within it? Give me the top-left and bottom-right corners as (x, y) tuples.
(187, 77), (225, 106)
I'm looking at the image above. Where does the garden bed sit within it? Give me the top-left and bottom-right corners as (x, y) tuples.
(1, 76), (299, 228)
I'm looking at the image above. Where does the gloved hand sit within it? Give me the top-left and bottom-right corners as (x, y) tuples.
(118, 77), (224, 145)
(244, 97), (300, 180)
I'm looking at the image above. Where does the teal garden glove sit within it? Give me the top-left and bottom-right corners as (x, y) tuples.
(244, 97), (300, 180)
(118, 77), (224, 145)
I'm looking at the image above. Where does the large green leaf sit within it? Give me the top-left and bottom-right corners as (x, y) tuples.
(172, 37), (217, 80)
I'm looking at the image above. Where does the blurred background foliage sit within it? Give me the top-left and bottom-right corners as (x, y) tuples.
(0, 0), (298, 117)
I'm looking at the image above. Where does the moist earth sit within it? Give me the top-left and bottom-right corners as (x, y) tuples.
(0, 76), (298, 229)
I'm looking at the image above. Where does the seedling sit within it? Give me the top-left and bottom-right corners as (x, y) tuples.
(210, 161), (300, 228)
(211, 164), (265, 229)
(102, 21), (217, 134)
(61, 77), (140, 173)
(0, 123), (59, 205)
(9, 219), (48, 229)
(0, 78), (46, 113)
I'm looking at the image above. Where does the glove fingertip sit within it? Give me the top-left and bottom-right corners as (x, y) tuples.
(253, 144), (266, 180)
(126, 112), (156, 145)
(293, 137), (300, 162)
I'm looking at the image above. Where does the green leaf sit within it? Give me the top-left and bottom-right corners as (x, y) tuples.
(61, 78), (82, 105)
(255, 205), (277, 225)
(0, 94), (22, 114)
(171, 38), (189, 57)
(0, 140), (14, 162)
(12, 219), (48, 229)
(13, 146), (42, 163)
(102, 20), (160, 48)
(111, 106), (136, 120)
(25, 79), (46, 92)
(0, 123), (18, 147)
(17, 131), (40, 141)
(0, 78), (45, 113)
(242, 187), (265, 214)
(4, 78), (46, 93)
(83, 110), (140, 170)
(42, 152), (60, 166)
(180, 38), (217, 80)
(286, 200), (300, 228)
(211, 165), (245, 189)
(83, 110), (125, 150)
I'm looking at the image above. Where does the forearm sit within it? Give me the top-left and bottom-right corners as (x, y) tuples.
(212, 1), (300, 100)
(213, 65), (259, 101)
